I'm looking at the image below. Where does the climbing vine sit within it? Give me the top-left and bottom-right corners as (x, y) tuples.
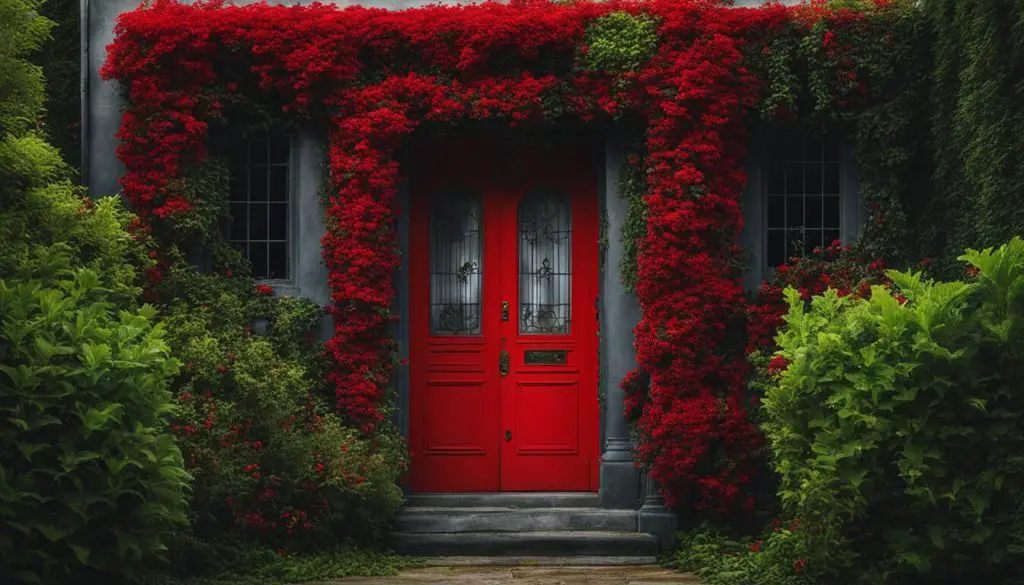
(103, 0), (924, 516)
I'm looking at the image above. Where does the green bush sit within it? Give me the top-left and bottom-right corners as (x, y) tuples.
(0, 257), (190, 584)
(761, 237), (1024, 584)
(159, 268), (406, 560)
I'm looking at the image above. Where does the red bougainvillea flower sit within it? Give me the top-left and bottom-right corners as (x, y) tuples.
(767, 355), (790, 375)
(101, 0), (885, 517)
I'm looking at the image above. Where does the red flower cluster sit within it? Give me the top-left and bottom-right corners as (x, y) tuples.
(102, 0), (888, 513)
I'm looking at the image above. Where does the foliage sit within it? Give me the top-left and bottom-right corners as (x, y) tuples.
(918, 0), (1024, 278)
(583, 11), (659, 73)
(161, 270), (406, 551)
(617, 145), (646, 293)
(760, 237), (1024, 584)
(0, 0), (51, 137)
(34, 0), (82, 170)
(148, 539), (414, 585)
(101, 0), (924, 517)
(0, 258), (190, 584)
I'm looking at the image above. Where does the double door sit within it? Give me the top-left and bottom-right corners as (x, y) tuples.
(408, 142), (599, 492)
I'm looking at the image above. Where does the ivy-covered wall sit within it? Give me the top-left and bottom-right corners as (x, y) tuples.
(919, 0), (1024, 277)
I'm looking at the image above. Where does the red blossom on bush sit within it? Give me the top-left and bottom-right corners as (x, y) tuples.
(101, 0), (882, 518)
(255, 284), (274, 295)
(767, 355), (790, 375)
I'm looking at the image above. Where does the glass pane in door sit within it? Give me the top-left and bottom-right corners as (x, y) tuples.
(518, 188), (571, 335)
(430, 188), (482, 335)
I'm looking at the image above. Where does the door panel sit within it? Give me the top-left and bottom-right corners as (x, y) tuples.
(409, 141), (598, 492)
(498, 148), (599, 491)
(409, 148), (501, 492)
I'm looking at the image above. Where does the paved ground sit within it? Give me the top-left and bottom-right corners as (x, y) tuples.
(325, 566), (700, 584)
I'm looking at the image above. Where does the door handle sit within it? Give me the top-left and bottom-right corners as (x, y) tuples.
(505, 430), (512, 442)
(499, 350), (509, 377)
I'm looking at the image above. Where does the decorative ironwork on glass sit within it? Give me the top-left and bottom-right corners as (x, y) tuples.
(430, 188), (482, 336)
(518, 188), (571, 335)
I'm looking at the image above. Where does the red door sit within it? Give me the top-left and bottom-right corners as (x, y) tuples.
(408, 142), (599, 492)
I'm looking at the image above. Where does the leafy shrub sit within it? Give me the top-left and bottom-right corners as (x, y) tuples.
(0, 257), (189, 584)
(761, 237), (1024, 584)
(160, 268), (406, 557)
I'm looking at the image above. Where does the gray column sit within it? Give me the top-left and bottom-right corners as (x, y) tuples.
(638, 470), (678, 551)
(598, 129), (642, 509)
(83, 0), (138, 198)
(395, 180), (411, 440)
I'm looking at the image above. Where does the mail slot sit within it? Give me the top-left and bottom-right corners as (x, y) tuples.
(524, 350), (568, 365)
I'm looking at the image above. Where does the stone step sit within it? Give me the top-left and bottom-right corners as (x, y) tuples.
(418, 556), (660, 566)
(403, 492), (599, 509)
(389, 530), (658, 557)
(397, 507), (637, 533)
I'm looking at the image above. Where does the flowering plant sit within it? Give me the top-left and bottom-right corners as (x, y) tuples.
(102, 0), (911, 515)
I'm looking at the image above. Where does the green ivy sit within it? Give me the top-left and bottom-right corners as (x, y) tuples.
(921, 0), (1024, 278)
(614, 145), (647, 290)
(583, 11), (659, 74)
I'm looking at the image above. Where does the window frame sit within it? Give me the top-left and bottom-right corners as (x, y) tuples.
(741, 126), (863, 290)
(226, 132), (299, 285)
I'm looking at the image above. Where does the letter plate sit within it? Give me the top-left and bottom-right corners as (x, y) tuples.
(524, 350), (568, 365)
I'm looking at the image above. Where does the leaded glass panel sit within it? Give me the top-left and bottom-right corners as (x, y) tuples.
(430, 189), (483, 336)
(518, 189), (571, 335)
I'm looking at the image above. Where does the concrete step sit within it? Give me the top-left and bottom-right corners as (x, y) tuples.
(403, 492), (599, 509)
(397, 507), (637, 533)
(418, 556), (660, 566)
(390, 530), (658, 557)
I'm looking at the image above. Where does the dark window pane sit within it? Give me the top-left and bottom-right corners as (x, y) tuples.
(250, 167), (268, 201)
(270, 135), (290, 164)
(229, 203), (248, 241)
(804, 229), (823, 255)
(767, 230), (785, 267)
(823, 137), (841, 162)
(805, 135), (823, 160)
(233, 242), (247, 257)
(785, 164), (803, 195)
(824, 229), (841, 249)
(249, 242), (268, 279)
(250, 204), (269, 240)
(787, 229), (805, 261)
(767, 167), (785, 194)
(786, 195), (804, 227)
(269, 203), (288, 241)
(767, 195), (785, 228)
(269, 166), (288, 201)
(824, 163), (841, 194)
(269, 243), (288, 279)
(785, 136), (804, 160)
(805, 164), (822, 196)
(806, 196), (822, 229)
(229, 173), (247, 202)
(823, 196), (840, 229)
(250, 137), (268, 165)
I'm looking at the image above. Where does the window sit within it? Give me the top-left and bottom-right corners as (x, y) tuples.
(227, 133), (292, 280)
(518, 188), (571, 335)
(429, 188), (483, 336)
(764, 132), (842, 268)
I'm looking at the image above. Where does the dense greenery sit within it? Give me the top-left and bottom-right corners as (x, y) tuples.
(0, 3), (190, 583)
(0, 261), (190, 584)
(1, 1), (409, 583)
(676, 237), (1024, 585)
(920, 0), (1024, 276)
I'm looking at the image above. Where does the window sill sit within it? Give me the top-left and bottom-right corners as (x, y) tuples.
(257, 281), (297, 297)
